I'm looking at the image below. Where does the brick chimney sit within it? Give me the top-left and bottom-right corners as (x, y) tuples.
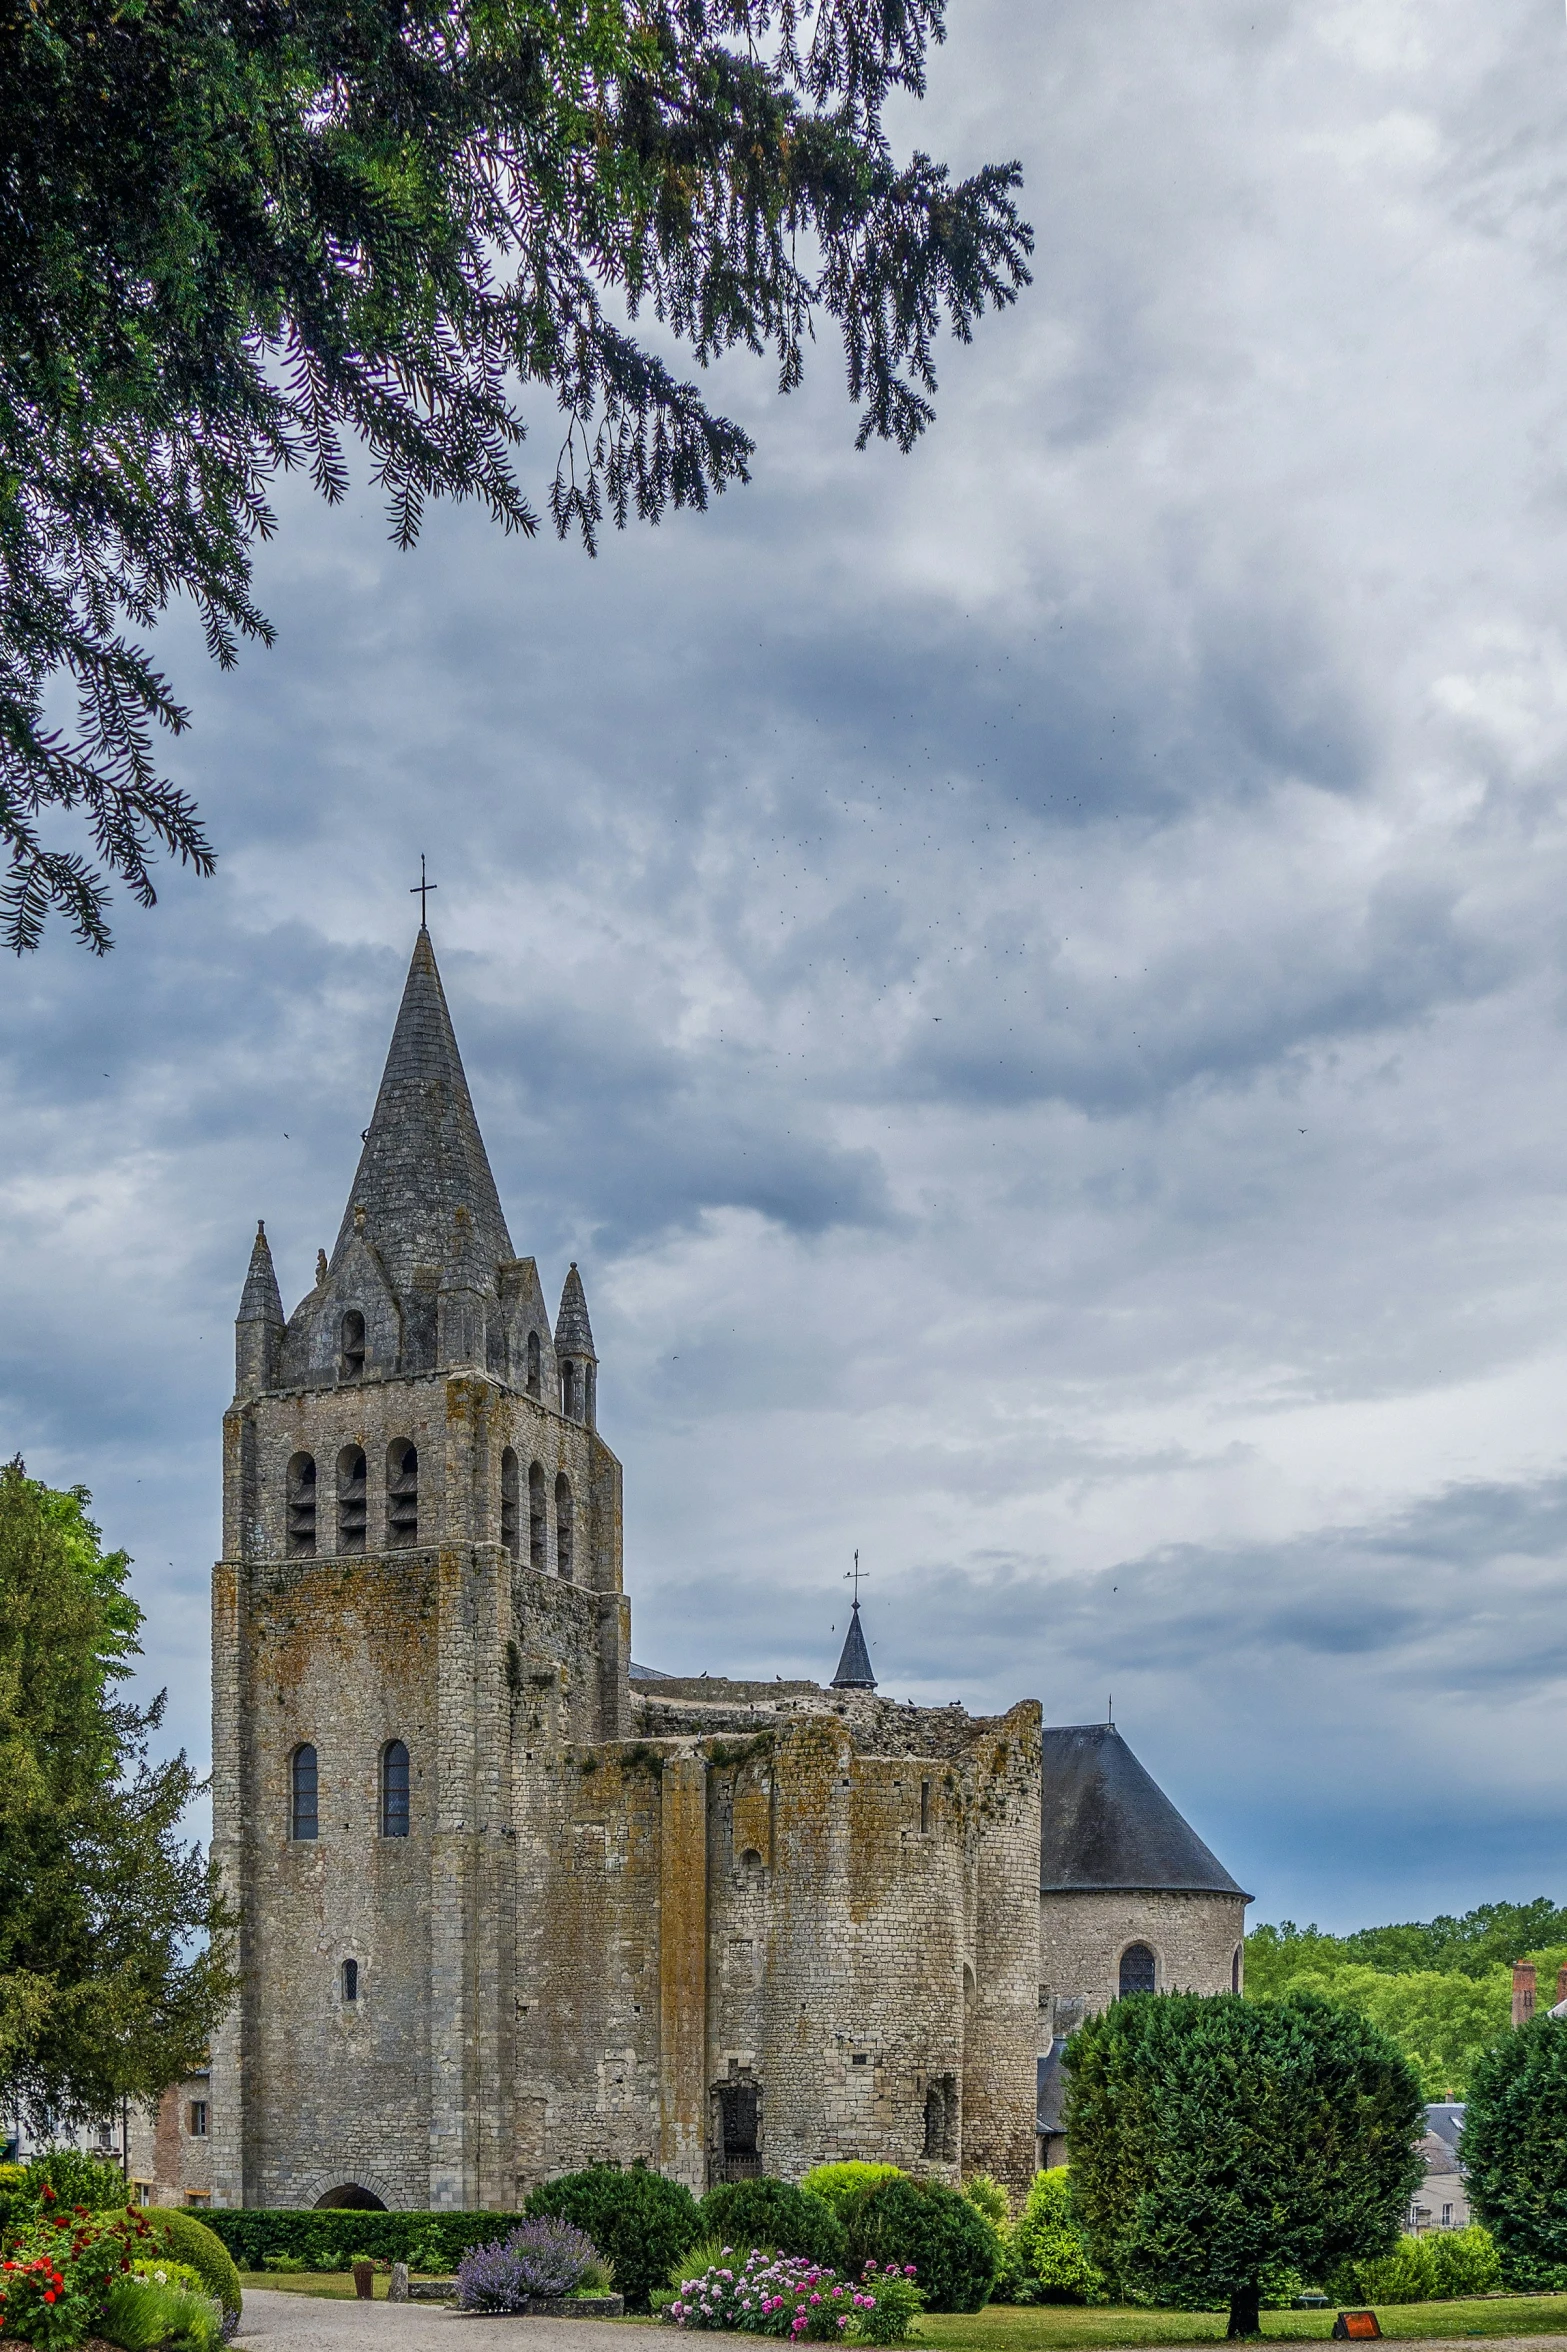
(1513, 1961), (1537, 2026)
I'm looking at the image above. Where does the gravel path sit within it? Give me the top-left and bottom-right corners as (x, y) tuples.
(234, 2289), (675, 2351)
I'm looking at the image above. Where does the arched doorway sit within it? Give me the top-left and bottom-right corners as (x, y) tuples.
(313, 2184), (387, 2210)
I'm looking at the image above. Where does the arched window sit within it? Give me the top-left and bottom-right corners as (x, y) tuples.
(562, 1360), (578, 1421)
(287, 1454), (317, 1557)
(584, 1362), (596, 1430)
(526, 1329), (542, 1398)
(555, 1473), (574, 1579)
(922, 2080), (946, 2159)
(528, 1461), (547, 1571)
(337, 1446), (367, 1554)
(386, 1442), (418, 1547)
(1119, 1943), (1157, 1998)
(500, 1449), (519, 1557)
(342, 1958), (358, 2002)
(382, 1741), (410, 1838)
(1231, 1945), (1243, 1995)
(291, 1744), (318, 1840)
(339, 1309), (366, 1383)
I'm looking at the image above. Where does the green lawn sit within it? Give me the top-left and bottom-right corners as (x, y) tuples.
(911, 2301), (1567, 2350)
(238, 2271), (396, 2298)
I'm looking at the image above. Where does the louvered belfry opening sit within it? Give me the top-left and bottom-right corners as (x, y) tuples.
(291, 1743), (318, 1839)
(382, 1740), (410, 1838)
(500, 1448), (519, 1557)
(287, 1453), (317, 1556)
(337, 1446), (368, 1554)
(386, 1441), (419, 1546)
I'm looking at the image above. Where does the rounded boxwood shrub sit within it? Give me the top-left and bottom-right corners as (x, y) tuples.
(141, 2207), (244, 2332)
(848, 2177), (1000, 2313)
(700, 2177), (847, 2268)
(525, 2164), (701, 2312)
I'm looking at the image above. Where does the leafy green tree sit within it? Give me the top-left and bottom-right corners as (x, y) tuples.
(0, 1456), (234, 2127)
(1245, 1960), (1510, 2100)
(1248, 1902), (1567, 1985)
(1065, 1990), (1424, 2338)
(1462, 2012), (1567, 2288)
(0, 0), (1032, 953)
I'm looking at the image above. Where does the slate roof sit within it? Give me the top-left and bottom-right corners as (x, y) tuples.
(330, 927), (513, 1297)
(1039, 1723), (1248, 1896)
(831, 1600), (877, 1690)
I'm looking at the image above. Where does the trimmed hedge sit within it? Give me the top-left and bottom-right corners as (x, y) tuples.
(846, 2177), (1001, 2313)
(525, 2166), (702, 2311)
(700, 2178), (847, 2268)
(196, 2207), (525, 2274)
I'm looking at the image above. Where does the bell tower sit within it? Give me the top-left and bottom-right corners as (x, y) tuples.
(210, 925), (628, 2212)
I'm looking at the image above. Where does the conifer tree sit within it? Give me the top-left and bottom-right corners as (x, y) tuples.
(0, 0), (1033, 951)
(1462, 2012), (1567, 2288)
(1065, 1989), (1424, 2337)
(0, 1457), (233, 2127)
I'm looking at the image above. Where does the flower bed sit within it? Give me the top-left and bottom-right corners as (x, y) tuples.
(664, 2248), (923, 2341)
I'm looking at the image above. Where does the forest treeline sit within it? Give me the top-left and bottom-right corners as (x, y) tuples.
(1245, 1901), (1567, 2098)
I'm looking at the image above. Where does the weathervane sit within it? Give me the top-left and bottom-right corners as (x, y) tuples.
(411, 854), (438, 927)
(845, 1550), (868, 1606)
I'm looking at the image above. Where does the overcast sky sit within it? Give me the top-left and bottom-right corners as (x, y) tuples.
(6, 0), (1567, 1932)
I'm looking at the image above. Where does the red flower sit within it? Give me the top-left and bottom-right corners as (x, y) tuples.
(43, 2290), (56, 2303)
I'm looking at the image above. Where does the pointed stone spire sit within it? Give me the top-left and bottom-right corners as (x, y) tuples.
(554, 1264), (596, 1359)
(330, 929), (513, 1300)
(236, 1221), (285, 1397)
(555, 1263), (597, 1427)
(831, 1598), (877, 1691)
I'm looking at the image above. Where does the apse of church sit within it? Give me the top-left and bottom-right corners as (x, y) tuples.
(209, 928), (1247, 2213)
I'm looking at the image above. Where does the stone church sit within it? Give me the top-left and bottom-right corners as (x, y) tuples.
(208, 928), (1248, 2213)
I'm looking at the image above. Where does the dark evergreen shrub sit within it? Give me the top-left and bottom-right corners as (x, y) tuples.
(1066, 1989), (1424, 2337)
(847, 2177), (1000, 2313)
(1462, 2013), (1567, 2287)
(700, 2177), (847, 2267)
(525, 2163), (702, 2311)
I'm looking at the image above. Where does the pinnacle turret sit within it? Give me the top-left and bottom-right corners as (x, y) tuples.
(555, 1263), (597, 1427)
(235, 1221), (285, 1397)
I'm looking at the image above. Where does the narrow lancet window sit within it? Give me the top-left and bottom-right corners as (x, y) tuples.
(337, 1446), (367, 1554)
(342, 1958), (358, 2002)
(286, 1454), (317, 1557)
(562, 1361), (578, 1421)
(528, 1461), (547, 1571)
(339, 1309), (366, 1383)
(526, 1329), (542, 1398)
(500, 1449), (519, 1557)
(555, 1473), (574, 1580)
(291, 1744), (318, 1840)
(382, 1740), (410, 1838)
(386, 1442), (418, 1546)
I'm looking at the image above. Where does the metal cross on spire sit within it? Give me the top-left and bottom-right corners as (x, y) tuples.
(410, 854), (438, 927)
(845, 1550), (868, 1607)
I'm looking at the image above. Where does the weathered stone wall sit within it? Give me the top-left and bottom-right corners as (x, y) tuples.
(1038, 1886), (1248, 2038)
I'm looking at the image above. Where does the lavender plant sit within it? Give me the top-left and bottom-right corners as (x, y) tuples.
(456, 2218), (603, 2312)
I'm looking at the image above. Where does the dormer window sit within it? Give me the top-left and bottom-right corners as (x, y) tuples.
(339, 1310), (366, 1383)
